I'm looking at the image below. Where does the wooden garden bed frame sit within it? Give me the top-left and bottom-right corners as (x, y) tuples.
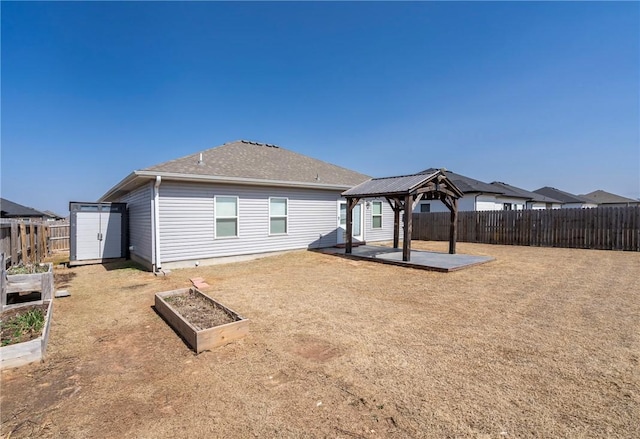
(155, 288), (249, 353)
(2, 262), (54, 311)
(0, 299), (54, 369)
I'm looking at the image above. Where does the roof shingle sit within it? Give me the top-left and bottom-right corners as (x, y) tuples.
(144, 140), (370, 188)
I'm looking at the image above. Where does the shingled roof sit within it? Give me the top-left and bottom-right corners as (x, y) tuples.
(102, 140), (371, 200)
(144, 140), (370, 187)
(419, 168), (502, 194)
(490, 182), (561, 203)
(533, 187), (594, 204)
(0, 198), (47, 218)
(581, 190), (638, 205)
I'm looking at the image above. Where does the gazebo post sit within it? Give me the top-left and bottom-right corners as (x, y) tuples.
(449, 197), (458, 254)
(402, 194), (412, 261)
(393, 201), (400, 249)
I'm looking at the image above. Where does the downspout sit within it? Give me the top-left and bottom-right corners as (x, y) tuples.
(154, 176), (162, 271)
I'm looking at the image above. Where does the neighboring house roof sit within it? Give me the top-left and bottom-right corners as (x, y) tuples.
(42, 210), (65, 220)
(418, 168), (503, 194)
(490, 182), (562, 204)
(101, 140), (371, 201)
(580, 190), (639, 205)
(533, 187), (594, 204)
(0, 198), (47, 218)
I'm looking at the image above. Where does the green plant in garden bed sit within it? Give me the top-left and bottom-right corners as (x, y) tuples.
(6, 263), (50, 275)
(1, 307), (46, 346)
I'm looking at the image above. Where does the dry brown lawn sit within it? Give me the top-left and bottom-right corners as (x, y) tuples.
(1, 242), (638, 438)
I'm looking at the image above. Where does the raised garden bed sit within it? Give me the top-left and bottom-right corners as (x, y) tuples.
(155, 288), (249, 353)
(2, 263), (54, 310)
(0, 300), (54, 369)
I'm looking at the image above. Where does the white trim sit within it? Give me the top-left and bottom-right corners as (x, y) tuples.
(99, 170), (357, 201)
(214, 195), (239, 239)
(268, 197), (288, 236)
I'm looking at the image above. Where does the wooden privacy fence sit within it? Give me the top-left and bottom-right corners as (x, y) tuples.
(413, 206), (640, 251)
(0, 219), (70, 267)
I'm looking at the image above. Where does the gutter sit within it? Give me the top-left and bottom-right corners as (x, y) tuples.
(134, 170), (355, 191)
(153, 176), (162, 271)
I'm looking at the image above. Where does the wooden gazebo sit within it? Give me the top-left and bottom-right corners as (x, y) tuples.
(342, 170), (463, 262)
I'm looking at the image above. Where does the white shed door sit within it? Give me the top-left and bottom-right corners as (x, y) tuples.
(100, 212), (122, 259)
(75, 208), (122, 260)
(76, 212), (102, 260)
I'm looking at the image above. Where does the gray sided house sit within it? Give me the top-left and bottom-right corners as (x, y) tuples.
(489, 182), (562, 210)
(100, 140), (396, 271)
(580, 190), (639, 207)
(533, 187), (598, 209)
(414, 169), (529, 212)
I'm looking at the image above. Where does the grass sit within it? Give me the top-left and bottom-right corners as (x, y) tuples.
(1, 241), (638, 438)
(1, 307), (46, 346)
(6, 263), (51, 275)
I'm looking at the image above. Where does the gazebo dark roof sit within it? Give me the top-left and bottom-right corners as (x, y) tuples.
(343, 171), (440, 198)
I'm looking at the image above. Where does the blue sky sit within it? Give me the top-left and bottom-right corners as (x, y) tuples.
(2, 1), (638, 215)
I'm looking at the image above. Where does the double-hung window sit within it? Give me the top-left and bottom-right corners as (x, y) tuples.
(269, 197), (288, 234)
(215, 196), (238, 238)
(372, 201), (383, 229)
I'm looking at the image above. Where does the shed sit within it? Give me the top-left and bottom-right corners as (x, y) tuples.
(69, 202), (127, 266)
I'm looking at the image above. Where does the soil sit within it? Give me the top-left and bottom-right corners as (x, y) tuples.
(6, 264), (51, 275)
(164, 290), (236, 330)
(1, 243), (638, 438)
(0, 303), (49, 346)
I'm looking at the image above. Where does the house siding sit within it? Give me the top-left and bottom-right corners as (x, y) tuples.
(157, 181), (373, 263)
(364, 198), (396, 242)
(117, 183), (154, 266)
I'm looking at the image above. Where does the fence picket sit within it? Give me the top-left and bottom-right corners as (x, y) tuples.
(413, 206), (640, 251)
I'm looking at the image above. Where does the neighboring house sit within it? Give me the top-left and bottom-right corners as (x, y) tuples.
(42, 210), (66, 221)
(414, 169), (532, 212)
(99, 140), (396, 271)
(580, 190), (640, 207)
(533, 187), (598, 209)
(489, 182), (562, 210)
(0, 198), (49, 220)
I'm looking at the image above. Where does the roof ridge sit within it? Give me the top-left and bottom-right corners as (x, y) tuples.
(237, 139), (280, 148)
(370, 170), (439, 181)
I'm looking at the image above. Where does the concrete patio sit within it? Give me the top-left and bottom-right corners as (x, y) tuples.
(317, 244), (494, 272)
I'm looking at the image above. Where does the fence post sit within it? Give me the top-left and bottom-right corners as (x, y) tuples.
(10, 222), (18, 266)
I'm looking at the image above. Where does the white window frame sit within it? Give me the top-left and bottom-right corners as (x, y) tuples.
(214, 195), (239, 239)
(371, 201), (383, 229)
(269, 197), (288, 235)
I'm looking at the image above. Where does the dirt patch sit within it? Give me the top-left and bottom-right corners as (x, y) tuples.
(164, 290), (235, 330)
(1, 242), (639, 438)
(53, 271), (76, 289)
(288, 335), (342, 362)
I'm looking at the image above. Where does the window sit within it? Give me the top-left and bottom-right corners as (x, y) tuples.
(503, 203), (513, 211)
(269, 197), (288, 234)
(215, 196), (238, 238)
(420, 203), (431, 213)
(372, 201), (383, 229)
